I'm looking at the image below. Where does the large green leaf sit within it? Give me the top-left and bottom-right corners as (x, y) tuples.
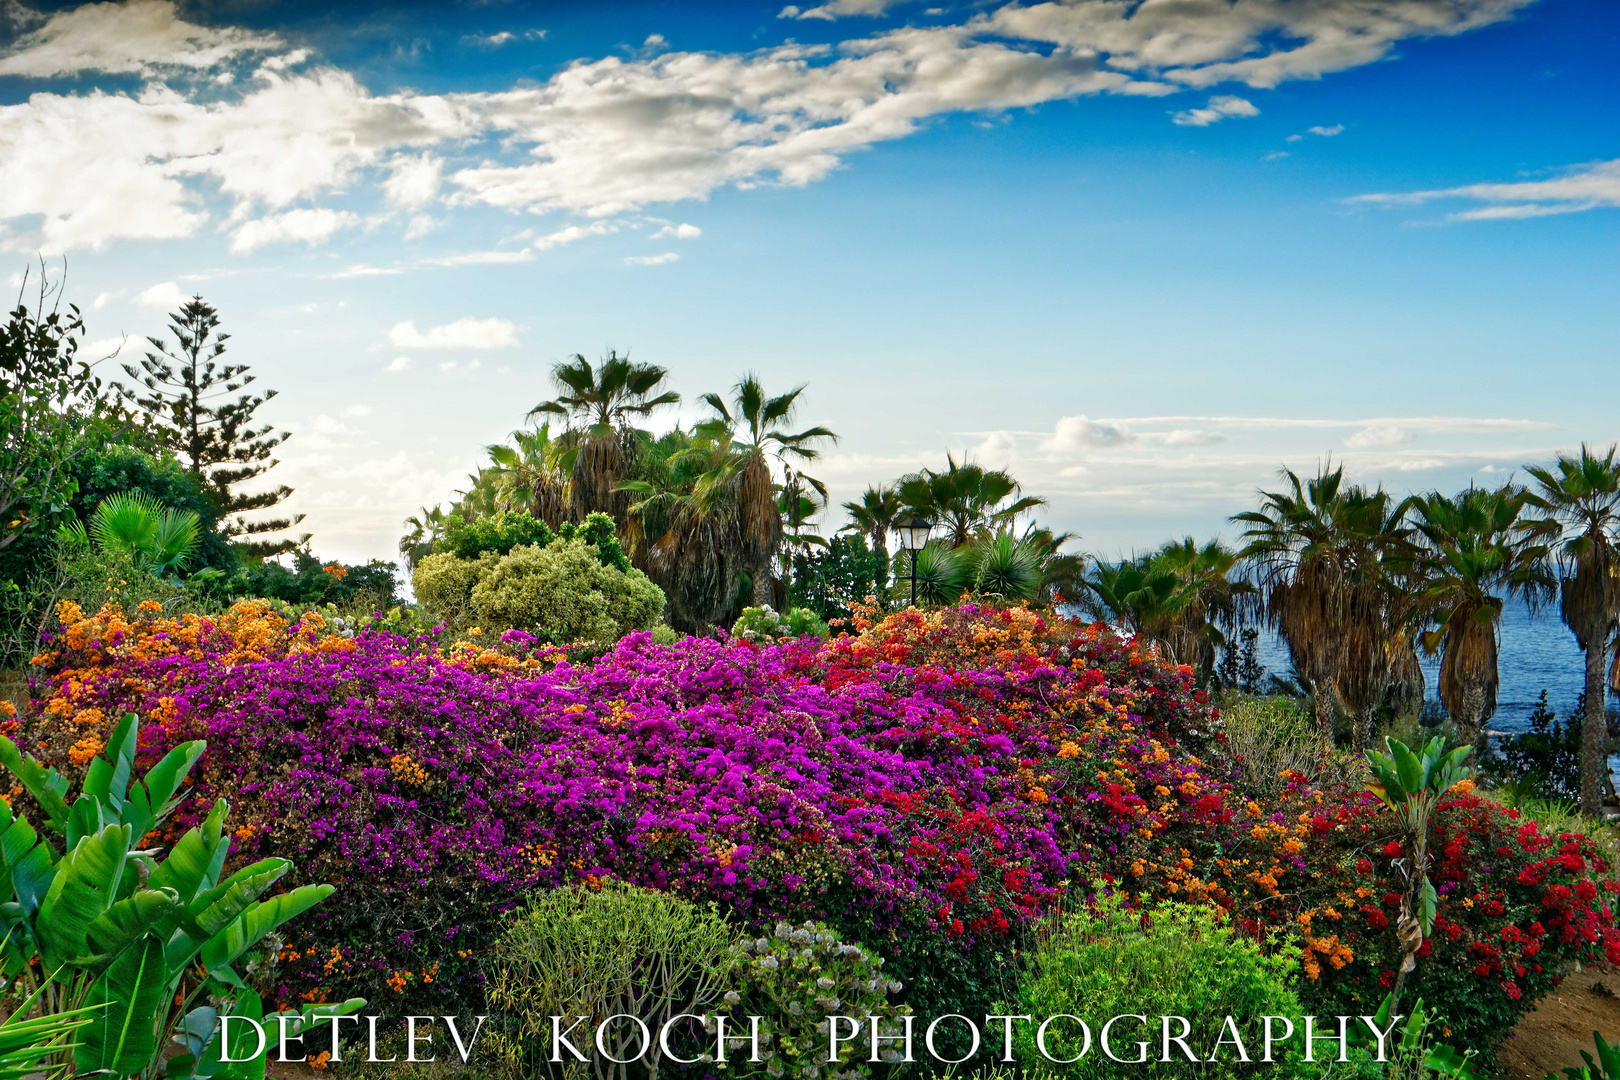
(148, 800), (230, 907)
(84, 713), (139, 819)
(0, 736), (69, 835)
(166, 860), (290, 972)
(1390, 739), (1425, 802)
(126, 741), (206, 842)
(66, 793), (108, 851)
(0, 811), (54, 918)
(83, 887), (180, 964)
(200, 885), (334, 976)
(196, 989), (267, 1080)
(37, 824), (130, 971)
(76, 934), (167, 1077)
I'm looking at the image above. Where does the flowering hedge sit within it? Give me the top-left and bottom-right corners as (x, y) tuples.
(15, 598), (1619, 1057)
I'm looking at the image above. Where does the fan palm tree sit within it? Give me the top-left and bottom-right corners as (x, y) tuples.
(398, 504), (448, 571)
(694, 374), (837, 605)
(1148, 537), (1258, 679)
(58, 492), (200, 577)
(1409, 483), (1556, 750)
(1526, 444), (1620, 815)
(1233, 464), (1414, 747)
(898, 456), (1045, 548)
(485, 424), (575, 528)
(617, 427), (751, 632)
(840, 484), (903, 553)
(1022, 523), (1086, 607)
(527, 351), (680, 526)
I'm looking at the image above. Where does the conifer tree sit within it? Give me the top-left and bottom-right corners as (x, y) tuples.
(116, 296), (305, 557)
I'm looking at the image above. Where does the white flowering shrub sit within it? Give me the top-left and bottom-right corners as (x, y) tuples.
(730, 605), (830, 643)
(715, 920), (909, 1080)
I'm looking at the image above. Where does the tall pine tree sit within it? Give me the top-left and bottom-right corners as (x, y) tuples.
(116, 296), (305, 557)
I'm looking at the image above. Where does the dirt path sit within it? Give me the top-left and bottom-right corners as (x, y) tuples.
(1497, 966), (1620, 1079)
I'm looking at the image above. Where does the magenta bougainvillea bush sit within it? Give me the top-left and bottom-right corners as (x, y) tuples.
(17, 598), (1620, 1055)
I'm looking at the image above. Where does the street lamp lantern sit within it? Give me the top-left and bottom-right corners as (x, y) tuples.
(896, 514), (933, 606)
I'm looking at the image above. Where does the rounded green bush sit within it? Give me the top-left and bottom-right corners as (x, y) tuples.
(411, 549), (496, 629)
(1011, 896), (1311, 1080)
(470, 538), (664, 643)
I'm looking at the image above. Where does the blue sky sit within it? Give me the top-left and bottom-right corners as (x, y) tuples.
(0, 0), (1615, 564)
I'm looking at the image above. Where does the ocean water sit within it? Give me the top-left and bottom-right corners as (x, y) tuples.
(1248, 599), (1599, 735)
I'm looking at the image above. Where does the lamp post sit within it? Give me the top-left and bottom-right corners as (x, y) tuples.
(896, 514), (934, 607)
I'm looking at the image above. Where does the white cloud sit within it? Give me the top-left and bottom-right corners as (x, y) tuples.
(465, 29), (546, 47)
(344, 404), (373, 417)
(780, 0), (903, 19)
(384, 355), (411, 373)
(1263, 150), (1289, 161)
(651, 222), (702, 239)
(625, 252), (679, 266)
(230, 207), (358, 253)
(1046, 415), (1134, 451)
(138, 280), (186, 307)
(91, 289), (119, 309)
(387, 316), (518, 349)
(1161, 429), (1226, 446)
(383, 154), (443, 209)
(403, 214), (441, 240)
(1347, 424), (1414, 449)
(0, 0), (1538, 250)
(1352, 159), (1620, 220)
(437, 359), (482, 373)
(82, 335), (131, 358)
(1171, 95), (1259, 127)
(0, 0), (282, 77)
(1307, 124), (1345, 136)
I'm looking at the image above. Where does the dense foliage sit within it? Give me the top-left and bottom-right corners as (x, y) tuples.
(16, 599), (1620, 1062)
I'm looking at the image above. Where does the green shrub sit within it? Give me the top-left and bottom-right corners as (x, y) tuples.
(650, 622), (684, 646)
(412, 549), (498, 629)
(484, 882), (734, 1080)
(718, 920), (909, 1080)
(732, 604), (830, 642)
(443, 510), (556, 560)
(1216, 695), (1323, 796)
(470, 538), (664, 643)
(1010, 896), (1311, 1080)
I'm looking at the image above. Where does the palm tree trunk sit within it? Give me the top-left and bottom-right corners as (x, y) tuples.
(1313, 685), (1334, 747)
(1455, 681), (1487, 758)
(751, 549), (774, 607)
(1582, 638), (1610, 816)
(1351, 710), (1373, 754)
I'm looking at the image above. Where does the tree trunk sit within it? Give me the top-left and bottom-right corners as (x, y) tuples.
(1351, 710), (1374, 754)
(1582, 639), (1610, 817)
(751, 549), (774, 608)
(1314, 685), (1335, 747)
(1455, 680), (1487, 758)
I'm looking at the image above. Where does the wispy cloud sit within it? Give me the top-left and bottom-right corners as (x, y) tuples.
(386, 317), (518, 349)
(1171, 95), (1259, 127)
(625, 252), (679, 266)
(1352, 159), (1620, 220)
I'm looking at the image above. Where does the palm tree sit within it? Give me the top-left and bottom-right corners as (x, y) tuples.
(485, 424), (575, 528)
(617, 427), (752, 632)
(1148, 537), (1257, 679)
(1021, 523), (1086, 607)
(58, 492), (200, 577)
(528, 351), (680, 526)
(1526, 444), (1620, 815)
(398, 505), (448, 572)
(840, 484), (902, 553)
(695, 374), (837, 605)
(1409, 483), (1556, 750)
(1233, 464), (1414, 747)
(898, 456), (1045, 547)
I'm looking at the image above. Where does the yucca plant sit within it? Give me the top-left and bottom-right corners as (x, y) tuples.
(1363, 734), (1473, 1017)
(969, 530), (1040, 603)
(57, 492), (200, 577)
(907, 540), (969, 606)
(0, 713), (361, 1079)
